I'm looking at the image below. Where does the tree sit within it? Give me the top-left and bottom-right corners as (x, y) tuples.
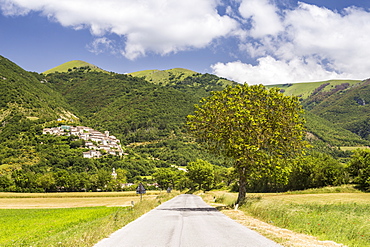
(0, 175), (14, 191)
(187, 159), (214, 191)
(287, 152), (346, 191)
(213, 166), (235, 189)
(54, 170), (72, 191)
(347, 149), (370, 190)
(187, 84), (307, 204)
(77, 172), (92, 191)
(153, 168), (178, 189)
(95, 169), (112, 191)
(108, 168), (127, 191)
(12, 170), (37, 192)
(36, 173), (56, 192)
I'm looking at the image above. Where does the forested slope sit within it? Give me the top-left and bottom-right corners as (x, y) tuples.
(44, 68), (237, 144)
(0, 56), (78, 122)
(270, 79), (370, 146)
(306, 79), (370, 140)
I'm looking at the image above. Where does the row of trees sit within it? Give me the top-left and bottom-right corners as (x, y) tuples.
(152, 159), (234, 191)
(1, 149), (368, 193)
(0, 168), (127, 193)
(152, 152), (368, 194)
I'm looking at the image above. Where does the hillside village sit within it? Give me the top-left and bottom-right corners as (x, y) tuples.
(43, 125), (124, 158)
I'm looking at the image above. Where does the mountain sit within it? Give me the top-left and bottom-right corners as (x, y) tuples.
(43, 66), (238, 145)
(43, 60), (106, 74)
(306, 79), (370, 140)
(0, 57), (238, 180)
(269, 79), (370, 145)
(0, 56), (82, 178)
(3, 57), (369, 149)
(0, 55), (78, 123)
(304, 111), (369, 147)
(129, 68), (197, 85)
(129, 68), (234, 87)
(3, 56), (370, 149)
(267, 79), (361, 99)
(1, 57), (370, 192)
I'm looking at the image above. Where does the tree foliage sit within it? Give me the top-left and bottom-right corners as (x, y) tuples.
(152, 168), (179, 189)
(186, 159), (214, 191)
(187, 84), (307, 203)
(348, 149), (370, 191)
(286, 152), (347, 191)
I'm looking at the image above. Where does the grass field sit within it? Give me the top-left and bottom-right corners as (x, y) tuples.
(203, 186), (370, 247)
(0, 191), (178, 246)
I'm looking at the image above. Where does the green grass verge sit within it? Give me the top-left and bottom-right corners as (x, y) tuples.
(284, 184), (362, 194)
(0, 192), (178, 246)
(203, 186), (370, 247)
(244, 200), (370, 247)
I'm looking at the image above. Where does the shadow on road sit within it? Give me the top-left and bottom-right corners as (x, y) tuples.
(158, 207), (218, 212)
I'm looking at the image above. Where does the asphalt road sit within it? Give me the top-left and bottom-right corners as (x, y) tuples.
(94, 194), (281, 247)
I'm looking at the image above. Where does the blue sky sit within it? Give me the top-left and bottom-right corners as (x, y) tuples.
(1, 0), (370, 85)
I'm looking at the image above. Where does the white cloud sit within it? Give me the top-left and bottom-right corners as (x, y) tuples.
(211, 56), (350, 85)
(87, 37), (116, 55)
(284, 3), (370, 77)
(238, 0), (283, 38)
(2, 0), (370, 84)
(213, 1), (370, 84)
(0, 0), (240, 60)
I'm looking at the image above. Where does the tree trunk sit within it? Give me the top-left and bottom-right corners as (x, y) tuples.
(236, 167), (247, 205)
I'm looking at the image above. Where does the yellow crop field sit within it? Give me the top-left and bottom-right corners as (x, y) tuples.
(0, 191), (161, 208)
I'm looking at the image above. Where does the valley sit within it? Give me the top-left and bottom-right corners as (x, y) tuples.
(0, 55), (370, 194)
(1, 56), (370, 246)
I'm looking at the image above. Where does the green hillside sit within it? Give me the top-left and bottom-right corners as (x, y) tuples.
(0, 55), (78, 122)
(129, 68), (234, 87)
(4, 56), (369, 150)
(37, 67), (237, 170)
(305, 111), (369, 146)
(270, 78), (370, 145)
(269, 79), (361, 99)
(129, 68), (198, 85)
(44, 68), (237, 144)
(307, 79), (370, 140)
(2, 55), (370, 149)
(43, 60), (106, 74)
(0, 56), (81, 179)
